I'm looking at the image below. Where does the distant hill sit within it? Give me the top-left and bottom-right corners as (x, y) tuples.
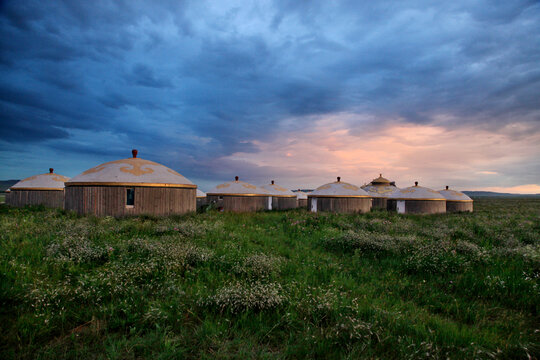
(0, 180), (18, 192)
(463, 191), (540, 198)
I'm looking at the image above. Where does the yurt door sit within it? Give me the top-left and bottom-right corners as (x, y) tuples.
(397, 200), (405, 214)
(310, 198), (317, 212)
(267, 196), (272, 210)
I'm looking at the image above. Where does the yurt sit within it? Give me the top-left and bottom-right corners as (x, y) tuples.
(388, 182), (446, 214)
(308, 177), (371, 213)
(295, 190), (308, 208)
(439, 186), (473, 213)
(196, 189), (207, 209)
(260, 180), (297, 210)
(4, 189), (11, 204)
(64, 149), (196, 217)
(362, 174), (398, 210)
(7, 168), (69, 208)
(207, 176), (271, 212)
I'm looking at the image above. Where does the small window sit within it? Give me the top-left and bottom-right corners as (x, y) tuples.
(218, 196), (223, 200)
(126, 188), (135, 206)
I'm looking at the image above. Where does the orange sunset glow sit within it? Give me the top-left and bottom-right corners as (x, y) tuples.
(221, 114), (540, 192)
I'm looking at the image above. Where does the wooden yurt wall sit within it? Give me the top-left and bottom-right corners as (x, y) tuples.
(387, 199), (397, 212)
(196, 197), (207, 209)
(272, 197), (298, 210)
(446, 201), (473, 213)
(312, 197), (371, 213)
(298, 199), (308, 208)
(400, 200), (446, 214)
(371, 198), (387, 209)
(207, 195), (268, 212)
(64, 186), (195, 216)
(7, 190), (64, 208)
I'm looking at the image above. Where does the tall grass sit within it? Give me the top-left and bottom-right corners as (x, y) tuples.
(0, 199), (539, 359)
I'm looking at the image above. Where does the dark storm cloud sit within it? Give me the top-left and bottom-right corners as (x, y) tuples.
(275, 80), (343, 116)
(0, 0), (539, 183)
(47, 141), (132, 159)
(0, 102), (70, 142)
(128, 64), (173, 88)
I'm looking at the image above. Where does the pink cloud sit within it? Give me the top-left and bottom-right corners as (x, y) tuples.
(216, 113), (540, 191)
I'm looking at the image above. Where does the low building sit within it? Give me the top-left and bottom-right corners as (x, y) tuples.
(207, 176), (271, 212)
(196, 189), (207, 209)
(308, 177), (371, 213)
(7, 168), (69, 208)
(64, 149), (196, 216)
(4, 189), (11, 204)
(362, 174), (398, 210)
(439, 186), (473, 212)
(295, 190), (308, 208)
(260, 180), (297, 210)
(388, 182), (446, 214)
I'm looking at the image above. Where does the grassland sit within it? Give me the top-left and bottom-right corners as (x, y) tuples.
(1, 199), (539, 359)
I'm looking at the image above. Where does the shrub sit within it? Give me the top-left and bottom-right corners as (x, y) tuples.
(321, 230), (417, 256)
(321, 230), (364, 252)
(123, 238), (214, 268)
(296, 285), (341, 321)
(45, 236), (109, 264)
(234, 253), (284, 278)
(455, 241), (490, 265)
(213, 251), (284, 279)
(170, 219), (224, 238)
(402, 242), (469, 274)
(199, 281), (287, 313)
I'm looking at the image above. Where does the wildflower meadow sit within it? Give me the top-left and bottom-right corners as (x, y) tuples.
(0, 199), (539, 359)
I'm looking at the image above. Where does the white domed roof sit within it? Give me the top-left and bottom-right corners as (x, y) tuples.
(438, 187), (473, 202)
(207, 177), (270, 196)
(11, 168), (69, 190)
(295, 190), (308, 200)
(390, 182), (445, 200)
(363, 184), (399, 198)
(196, 189), (206, 198)
(66, 150), (195, 188)
(309, 177), (370, 197)
(260, 181), (296, 197)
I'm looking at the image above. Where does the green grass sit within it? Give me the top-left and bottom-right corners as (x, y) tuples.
(1, 199), (539, 359)
(0, 194), (5, 203)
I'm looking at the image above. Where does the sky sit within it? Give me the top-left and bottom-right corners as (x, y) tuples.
(1, 0), (539, 193)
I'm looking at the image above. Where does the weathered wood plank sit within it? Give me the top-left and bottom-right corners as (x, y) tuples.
(65, 186), (195, 217)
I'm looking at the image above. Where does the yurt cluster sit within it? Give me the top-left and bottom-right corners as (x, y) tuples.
(5, 150), (473, 216)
